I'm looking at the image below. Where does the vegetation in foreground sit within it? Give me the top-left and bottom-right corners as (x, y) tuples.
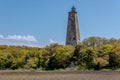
(0, 36), (120, 70)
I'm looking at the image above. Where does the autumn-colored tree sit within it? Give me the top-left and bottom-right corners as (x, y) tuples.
(0, 36), (120, 70)
(84, 47), (95, 69)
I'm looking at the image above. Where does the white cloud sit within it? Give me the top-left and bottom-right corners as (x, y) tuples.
(49, 39), (65, 45)
(0, 35), (3, 38)
(1, 35), (37, 42)
(0, 35), (40, 47)
(50, 39), (58, 43)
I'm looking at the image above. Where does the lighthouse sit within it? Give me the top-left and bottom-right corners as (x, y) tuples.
(66, 6), (80, 47)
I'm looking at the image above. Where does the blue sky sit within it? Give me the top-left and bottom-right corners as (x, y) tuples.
(0, 0), (120, 47)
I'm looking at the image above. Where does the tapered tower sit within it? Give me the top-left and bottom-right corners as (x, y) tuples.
(66, 6), (80, 47)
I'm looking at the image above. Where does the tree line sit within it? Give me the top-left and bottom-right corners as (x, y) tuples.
(0, 36), (120, 70)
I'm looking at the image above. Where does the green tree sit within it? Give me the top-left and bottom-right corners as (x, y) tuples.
(97, 45), (114, 68)
(84, 47), (95, 69)
(0, 53), (14, 69)
(82, 37), (109, 47)
(109, 51), (120, 69)
(70, 45), (85, 67)
(46, 45), (74, 70)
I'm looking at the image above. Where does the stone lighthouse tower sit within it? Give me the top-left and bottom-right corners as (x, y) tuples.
(66, 6), (80, 47)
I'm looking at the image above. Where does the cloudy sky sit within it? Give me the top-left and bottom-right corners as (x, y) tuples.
(0, 35), (39, 47)
(0, 0), (120, 47)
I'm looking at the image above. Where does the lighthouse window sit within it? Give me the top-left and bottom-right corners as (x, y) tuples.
(73, 37), (76, 40)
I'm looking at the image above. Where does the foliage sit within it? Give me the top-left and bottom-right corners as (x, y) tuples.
(109, 51), (120, 69)
(84, 47), (95, 69)
(0, 36), (120, 70)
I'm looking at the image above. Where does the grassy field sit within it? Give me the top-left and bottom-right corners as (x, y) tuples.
(0, 70), (120, 80)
